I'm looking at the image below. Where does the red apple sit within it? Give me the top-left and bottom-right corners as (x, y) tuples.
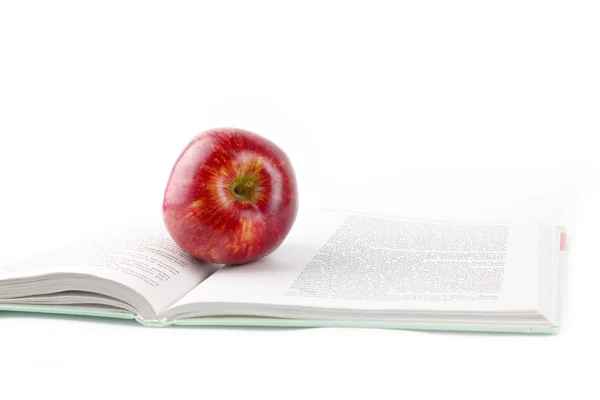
(162, 127), (298, 264)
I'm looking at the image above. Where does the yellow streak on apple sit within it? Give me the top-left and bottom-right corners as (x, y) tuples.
(191, 199), (203, 208)
(240, 217), (254, 243)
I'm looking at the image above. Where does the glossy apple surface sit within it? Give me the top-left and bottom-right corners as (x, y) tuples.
(162, 128), (298, 264)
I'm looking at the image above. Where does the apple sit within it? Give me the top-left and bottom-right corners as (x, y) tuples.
(162, 127), (299, 264)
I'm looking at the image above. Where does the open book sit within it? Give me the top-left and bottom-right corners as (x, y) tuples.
(0, 209), (566, 333)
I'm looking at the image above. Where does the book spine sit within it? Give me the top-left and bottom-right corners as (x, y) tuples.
(135, 315), (174, 327)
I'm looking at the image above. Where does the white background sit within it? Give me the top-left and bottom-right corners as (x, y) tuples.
(1, 1), (598, 399)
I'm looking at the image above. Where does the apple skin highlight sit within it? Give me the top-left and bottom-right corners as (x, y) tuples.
(162, 127), (298, 265)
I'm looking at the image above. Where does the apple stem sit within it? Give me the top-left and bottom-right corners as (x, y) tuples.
(234, 181), (254, 195)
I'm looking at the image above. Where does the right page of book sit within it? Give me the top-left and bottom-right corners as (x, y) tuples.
(170, 209), (542, 312)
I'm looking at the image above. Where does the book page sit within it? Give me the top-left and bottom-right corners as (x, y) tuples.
(167, 209), (540, 314)
(0, 225), (219, 316)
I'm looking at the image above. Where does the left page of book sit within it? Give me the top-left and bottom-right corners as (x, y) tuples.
(0, 225), (219, 317)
